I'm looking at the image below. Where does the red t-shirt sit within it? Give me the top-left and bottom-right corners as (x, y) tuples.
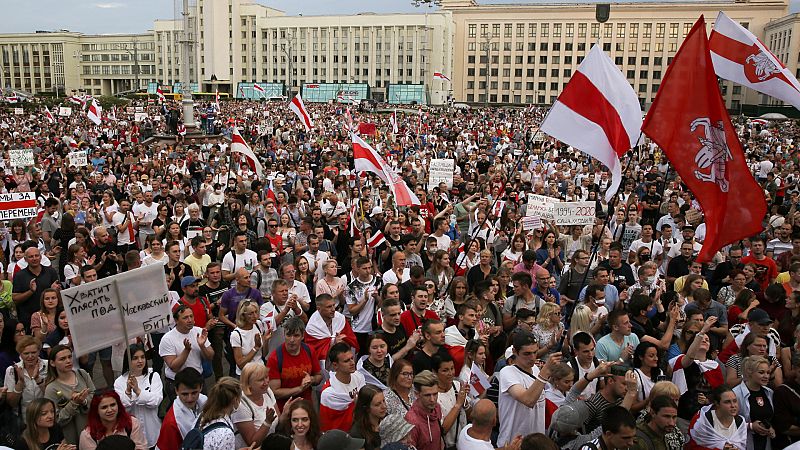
(741, 255), (778, 292)
(400, 309), (440, 337)
(173, 296), (211, 329)
(266, 343), (321, 409)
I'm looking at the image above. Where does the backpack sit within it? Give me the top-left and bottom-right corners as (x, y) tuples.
(276, 342), (313, 373)
(181, 419), (233, 450)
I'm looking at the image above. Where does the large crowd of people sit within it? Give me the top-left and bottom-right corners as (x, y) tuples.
(0, 95), (797, 450)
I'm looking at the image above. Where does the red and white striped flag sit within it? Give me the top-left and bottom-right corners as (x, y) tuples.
(540, 44), (642, 201)
(710, 11), (800, 110)
(156, 87), (166, 103)
(469, 363), (491, 397)
(492, 200), (505, 218)
(44, 106), (54, 124)
(433, 72), (451, 82)
(366, 230), (387, 249)
(231, 127), (264, 178)
(86, 98), (102, 125)
(289, 93), (314, 131)
(345, 107), (355, 131)
(253, 83), (265, 94)
(352, 132), (420, 206)
(6, 94), (19, 104)
(68, 95), (86, 107)
(214, 89), (221, 112)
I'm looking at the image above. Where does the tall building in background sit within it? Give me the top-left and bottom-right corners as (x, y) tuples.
(442, 0), (789, 109)
(0, 0), (796, 108)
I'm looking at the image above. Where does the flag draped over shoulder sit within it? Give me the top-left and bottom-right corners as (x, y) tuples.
(540, 44), (642, 201)
(710, 11), (800, 110)
(642, 16), (766, 263)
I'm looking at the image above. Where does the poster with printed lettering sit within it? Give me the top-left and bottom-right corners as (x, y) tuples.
(552, 201), (596, 226)
(61, 263), (171, 357)
(9, 149), (34, 168)
(427, 159), (455, 190)
(525, 194), (555, 220)
(67, 150), (88, 168)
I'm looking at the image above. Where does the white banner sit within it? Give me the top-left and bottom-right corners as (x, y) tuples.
(61, 264), (171, 357)
(67, 150), (88, 168)
(13, 108), (23, 115)
(522, 215), (543, 231)
(526, 194), (555, 220)
(134, 112), (148, 122)
(427, 158), (455, 190)
(58, 107), (72, 117)
(9, 149), (34, 168)
(552, 201), (596, 226)
(0, 192), (37, 220)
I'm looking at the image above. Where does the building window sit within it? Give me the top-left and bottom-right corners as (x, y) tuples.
(603, 43), (611, 51)
(644, 23), (652, 38)
(565, 56), (572, 64)
(617, 24), (625, 38)
(669, 42), (677, 51)
(493, 24), (500, 37)
(627, 70), (635, 78)
(553, 43), (561, 51)
(639, 84), (647, 92)
(683, 23), (692, 37)
(641, 56), (649, 65)
(653, 71), (661, 79)
(656, 42), (664, 52)
(643, 43), (650, 52)
(529, 23), (537, 37)
(551, 68), (559, 77)
(656, 23), (666, 38)
(541, 23), (549, 37)
(579, 23), (587, 38)
(630, 24), (639, 38)
(669, 23), (679, 38)
(468, 55), (475, 63)
(481, 24), (488, 37)
(517, 42), (524, 51)
(640, 70), (648, 78)
(577, 43), (586, 51)
(591, 23), (600, 38)
(468, 42), (476, 51)
(629, 43), (637, 52)
(540, 56), (548, 64)
(517, 23), (525, 37)
(539, 69), (546, 77)
(540, 43), (548, 51)
(616, 57), (624, 65)
(468, 24), (476, 37)
(604, 24), (612, 38)
(566, 23), (574, 38)
(505, 24), (512, 37)
(554, 23), (562, 38)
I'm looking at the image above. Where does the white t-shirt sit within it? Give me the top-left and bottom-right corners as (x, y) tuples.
(438, 383), (467, 447)
(112, 211), (135, 245)
(497, 364), (545, 446)
(158, 326), (211, 380)
(132, 202), (159, 234)
(433, 233), (451, 253)
(382, 268), (411, 285)
(230, 320), (266, 375)
(301, 250), (329, 280)
(457, 424), (494, 450)
(566, 358), (598, 399)
(221, 249), (258, 286)
(231, 391), (277, 449)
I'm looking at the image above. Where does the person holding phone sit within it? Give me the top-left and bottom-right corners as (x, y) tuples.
(733, 356), (775, 450)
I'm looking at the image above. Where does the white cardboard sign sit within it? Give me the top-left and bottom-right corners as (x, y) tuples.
(61, 263), (171, 357)
(9, 149), (34, 168)
(427, 158), (455, 189)
(58, 107), (72, 117)
(67, 150), (88, 167)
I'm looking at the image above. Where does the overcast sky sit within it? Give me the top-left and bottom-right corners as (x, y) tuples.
(2, 0), (798, 34)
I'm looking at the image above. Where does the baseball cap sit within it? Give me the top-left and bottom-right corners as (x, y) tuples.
(180, 276), (200, 288)
(747, 308), (773, 325)
(550, 401), (590, 436)
(317, 430), (365, 450)
(371, 206), (384, 217)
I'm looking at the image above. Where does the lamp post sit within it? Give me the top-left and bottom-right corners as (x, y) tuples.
(122, 37), (140, 93)
(281, 30), (296, 98)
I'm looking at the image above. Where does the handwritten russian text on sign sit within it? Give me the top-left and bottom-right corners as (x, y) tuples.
(427, 159), (455, 189)
(552, 201), (596, 225)
(0, 192), (38, 220)
(522, 215), (543, 231)
(134, 113), (148, 122)
(525, 194), (555, 220)
(67, 150), (88, 167)
(13, 108), (23, 115)
(58, 107), (72, 117)
(9, 149), (34, 168)
(62, 263), (171, 357)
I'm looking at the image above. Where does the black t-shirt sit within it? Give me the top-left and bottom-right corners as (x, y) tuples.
(599, 261), (636, 291)
(90, 243), (119, 279)
(748, 387), (774, 450)
(641, 193), (662, 222)
(15, 423), (64, 450)
(199, 280), (231, 320)
(12, 265), (60, 330)
(412, 346), (450, 374)
(382, 325), (409, 358)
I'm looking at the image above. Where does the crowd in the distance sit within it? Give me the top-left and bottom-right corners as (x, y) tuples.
(0, 96), (797, 450)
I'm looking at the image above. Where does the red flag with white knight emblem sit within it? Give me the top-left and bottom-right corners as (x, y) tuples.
(710, 11), (800, 110)
(642, 16), (765, 263)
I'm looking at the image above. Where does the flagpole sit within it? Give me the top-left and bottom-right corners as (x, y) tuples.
(561, 129), (642, 339)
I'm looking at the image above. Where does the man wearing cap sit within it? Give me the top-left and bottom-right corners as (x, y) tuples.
(720, 308), (782, 363)
(175, 276), (216, 330)
(497, 332), (561, 445)
(317, 429), (365, 450)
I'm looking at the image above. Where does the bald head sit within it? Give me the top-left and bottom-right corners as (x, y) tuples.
(471, 399), (497, 429)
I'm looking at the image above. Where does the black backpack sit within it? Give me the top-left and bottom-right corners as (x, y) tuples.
(181, 419), (232, 450)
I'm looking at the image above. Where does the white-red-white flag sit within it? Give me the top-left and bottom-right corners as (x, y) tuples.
(215, 89), (221, 112)
(352, 132), (420, 206)
(44, 106), (54, 124)
(253, 83), (265, 94)
(390, 110), (399, 134)
(710, 11), (800, 110)
(156, 87), (166, 103)
(86, 98), (102, 125)
(366, 230), (386, 249)
(469, 363), (491, 397)
(540, 44), (642, 201)
(289, 94), (314, 131)
(231, 127), (264, 178)
(5, 95), (18, 104)
(433, 72), (451, 82)
(492, 200), (505, 218)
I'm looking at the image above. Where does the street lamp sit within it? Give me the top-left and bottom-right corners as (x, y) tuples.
(281, 30), (296, 98)
(122, 37), (140, 93)
(483, 35), (495, 106)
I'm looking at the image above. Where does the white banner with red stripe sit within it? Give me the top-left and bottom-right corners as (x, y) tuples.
(0, 192), (39, 220)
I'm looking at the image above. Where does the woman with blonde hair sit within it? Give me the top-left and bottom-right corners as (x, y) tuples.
(230, 300), (271, 376)
(231, 362), (277, 449)
(569, 304), (594, 340)
(19, 398), (67, 450)
(733, 356), (775, 450)
(197, 377), (243, 450)
(531, 302), (565, 358)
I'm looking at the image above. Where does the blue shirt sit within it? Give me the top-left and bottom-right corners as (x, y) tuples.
(578, 283), (620, 311)
(596, 333), (640, 362)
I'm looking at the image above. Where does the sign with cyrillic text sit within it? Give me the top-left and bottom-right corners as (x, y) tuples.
(9, 149), (34, 168)
(526, 194), (555, 220)
(61, 263), (171, 357)
(0, 192), (38, 220)
(427, 159), (455, 190)
(552, 201), (596, 226)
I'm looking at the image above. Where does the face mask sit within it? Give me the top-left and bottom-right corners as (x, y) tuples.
(642, 276), (655, 285)
(595, 297), (606, 306)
